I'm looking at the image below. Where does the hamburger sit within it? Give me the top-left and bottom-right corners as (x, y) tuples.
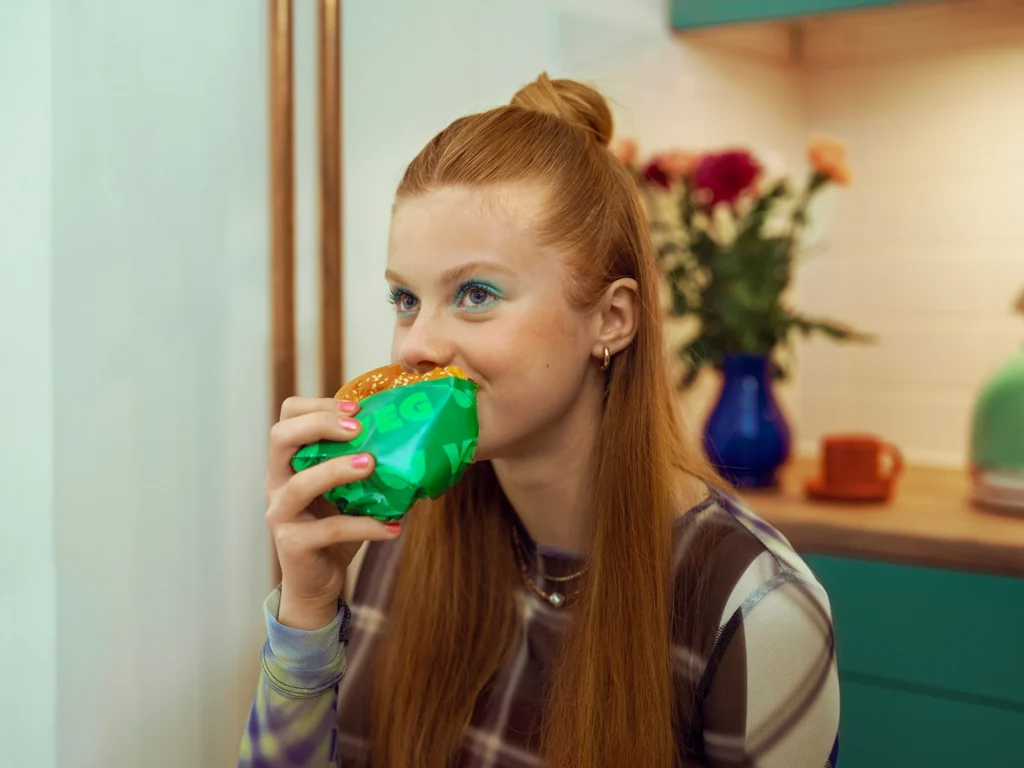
(291, 364), (478, 521)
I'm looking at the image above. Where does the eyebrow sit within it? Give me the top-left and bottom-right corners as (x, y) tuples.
(384, 260), (517, 288)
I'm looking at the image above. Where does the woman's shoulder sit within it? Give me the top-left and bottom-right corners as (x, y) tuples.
(671, 487), (834, 657)
(673, 489), (840, 767)
(674, 486), (826, 590)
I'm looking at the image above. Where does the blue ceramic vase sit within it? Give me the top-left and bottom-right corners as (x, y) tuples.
(703, 353), (792, 488)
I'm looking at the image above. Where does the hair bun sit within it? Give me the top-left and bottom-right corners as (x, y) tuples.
(511, 73), (614, 147)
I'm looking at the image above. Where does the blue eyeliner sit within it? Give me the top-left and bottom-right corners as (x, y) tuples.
(454, 280), (505, 312)
(387, 279), (506, 317)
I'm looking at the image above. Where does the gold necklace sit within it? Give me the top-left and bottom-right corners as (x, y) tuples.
(510, 525), (585, 608)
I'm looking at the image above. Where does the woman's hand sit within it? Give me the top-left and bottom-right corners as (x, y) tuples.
(265, 396), (401, 630)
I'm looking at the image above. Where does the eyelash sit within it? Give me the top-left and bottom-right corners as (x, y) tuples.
(388, 286), (418, 315)
(387, 282), (503, 316)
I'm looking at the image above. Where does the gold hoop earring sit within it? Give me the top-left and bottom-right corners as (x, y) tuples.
(600, 346), (611, 372)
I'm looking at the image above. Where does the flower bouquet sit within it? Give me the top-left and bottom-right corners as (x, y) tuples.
(613, 137), (870, 386)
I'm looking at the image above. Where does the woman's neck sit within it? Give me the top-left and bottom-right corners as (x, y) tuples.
(489, 382), (603, 553)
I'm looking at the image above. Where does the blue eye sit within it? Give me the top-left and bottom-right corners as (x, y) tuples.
(388, 286), (419, 316)
(454, 281), (503, 312)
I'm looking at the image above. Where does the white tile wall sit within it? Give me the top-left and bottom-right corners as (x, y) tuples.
(796, 0), (1024, 465)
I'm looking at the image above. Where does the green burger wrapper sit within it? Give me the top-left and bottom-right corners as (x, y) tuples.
(290, 376), (479, 522)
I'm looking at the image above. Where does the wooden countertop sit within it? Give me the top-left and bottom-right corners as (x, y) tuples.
(741, 460), (1024, 578)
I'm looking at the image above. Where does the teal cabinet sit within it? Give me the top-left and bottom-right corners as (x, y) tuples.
(839, 678), (1024, 767)
(804, 555), (1024, 767)
(671, 0), (899, 29)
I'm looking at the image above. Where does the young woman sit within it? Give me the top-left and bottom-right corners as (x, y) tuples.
(239, 75), (840, 768)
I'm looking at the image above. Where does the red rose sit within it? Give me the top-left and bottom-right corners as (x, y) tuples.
(692, 150), (761, 208)
(642, 159), (671, 189)
(641, 151), (702, 189)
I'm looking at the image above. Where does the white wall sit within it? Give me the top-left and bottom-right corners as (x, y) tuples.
(0, 3), (56, 767)
(2, 1), (272, 766)
(50, 1), (272, 763)
(796, 0), (1024, 465)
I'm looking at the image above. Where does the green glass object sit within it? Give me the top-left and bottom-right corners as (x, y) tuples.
(970, 346), (1024, 471)
(291, 376), (479, 522)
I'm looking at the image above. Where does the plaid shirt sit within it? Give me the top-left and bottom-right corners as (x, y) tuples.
(240, 489), (840, 767)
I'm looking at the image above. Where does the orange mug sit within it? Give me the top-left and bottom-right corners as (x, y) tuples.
(822, 434), (903, 491)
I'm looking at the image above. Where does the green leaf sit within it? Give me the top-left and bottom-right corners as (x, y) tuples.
(670, 284), (690, 315)
(735, 180), (789, 241)
(677, 334), (715, 388)
(785, 314), (875, 343)
(689, 231), (720, 267)
(771, 358), (788, 381)
(807, 170), (830, 196)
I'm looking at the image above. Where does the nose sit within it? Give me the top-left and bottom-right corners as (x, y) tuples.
(396, 311), (453, 374)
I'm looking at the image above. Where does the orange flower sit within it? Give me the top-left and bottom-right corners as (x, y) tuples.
(610, 138), (638, 166)
(659, 150), (703, 181)
(808, 135), (851, 185)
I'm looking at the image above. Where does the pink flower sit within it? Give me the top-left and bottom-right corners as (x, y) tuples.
(610, 138), (638, 166)
(642, 158), (671, 188)
(692, 150), (762, 208)
(659, 151), (702, 181)
(641, 151), (702, 189)
(808, 135), (851, 185)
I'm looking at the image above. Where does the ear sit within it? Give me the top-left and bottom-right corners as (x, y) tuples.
(590, 277), (640, 361)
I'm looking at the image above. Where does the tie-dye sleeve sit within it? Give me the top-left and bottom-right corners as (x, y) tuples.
(238, 589), (351, 768)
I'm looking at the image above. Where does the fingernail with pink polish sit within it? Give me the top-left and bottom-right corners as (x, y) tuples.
(385, 523), (402, 535)
(350, 453), (371, 469)
(339, 417), (360, 432)
(337, 400), (358, 414)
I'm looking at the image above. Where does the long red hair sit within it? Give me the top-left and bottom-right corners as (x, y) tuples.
(371, 74), (716, 767)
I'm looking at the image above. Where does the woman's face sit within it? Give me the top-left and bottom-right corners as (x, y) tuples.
(386, 185), (598, 461)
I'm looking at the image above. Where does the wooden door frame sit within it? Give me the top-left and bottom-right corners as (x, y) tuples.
(269, 0), (343, 584)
